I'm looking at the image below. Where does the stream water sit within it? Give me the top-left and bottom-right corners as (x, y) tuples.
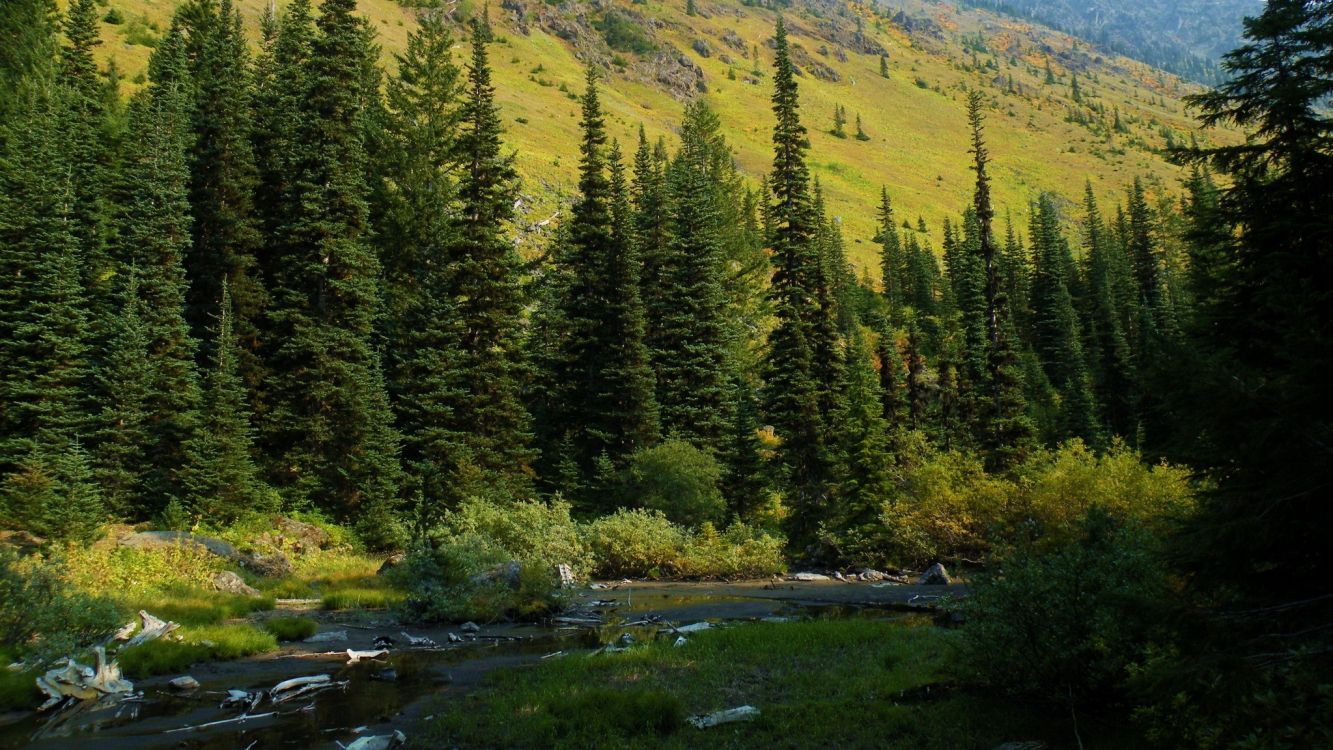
(0, 580), (958, 750)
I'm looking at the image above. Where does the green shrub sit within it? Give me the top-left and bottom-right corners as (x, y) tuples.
(582, 509), (686, 578)
(440, 496), (590, 580)
(954, 508), (1170, 706)
(103, 8), (124, 24)
(678, 521), (787, 579)
(262, 616), (318, 641)
(622, 440), (726, 528)
(0, 648), (38, 710)
(0, 550), (122, 664)
(581, 511), (786, 579)
(598, 10), (656, 55)
(122, 15), (160, 48)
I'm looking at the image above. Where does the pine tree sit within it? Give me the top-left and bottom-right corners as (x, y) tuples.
(92, 273), (154, 519)
(761, 17), (830, 550)
(876, 188), (903, 313)
(830, 328), (893, 532)
(720, 376), (766, 519)
(1, 440), (102, 543)
(1126, 177), (1166, 325)
(875, 319), (907, 428)
(831, 104), (847, 138)
(262, 0), (401, 534)
(904, 317), (929, 430)
(180, 280), (270, 521)
(368, 11), (465, 514)
(967, 90), (1033, 468)
(0, 91), (93, 474)
(180, 0), (266, 383)
(58, 0), (115, 335)
(1028, 194), (1100, 445)
(448, 16), (535, 489)
(686, 0), (697, 16)
(879, 54), (889, 78)
(854, 112), (870, 141)
(540, 68), (659, 504)
(653, 101), (732, 452)
(1080, 182), (1137, 439)
(0, 0), (58, 129)
(109, 29), (203, 512)
(1070, 72), (1082, 102)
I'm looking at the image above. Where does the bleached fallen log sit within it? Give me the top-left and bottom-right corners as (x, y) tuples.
(345, 649), (389, 664)
(125, 611), (179, 647)
(35, 646), (133, 711)
(687, 705), (760, 728)
(163, 711), (277, 734)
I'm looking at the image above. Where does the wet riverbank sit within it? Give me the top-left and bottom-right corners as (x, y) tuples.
(0, 579), (965, 749)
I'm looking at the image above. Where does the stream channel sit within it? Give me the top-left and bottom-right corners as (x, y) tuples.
(0, 580), (964, 750)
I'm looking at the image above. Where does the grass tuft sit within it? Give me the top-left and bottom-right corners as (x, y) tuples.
(262, 616), (318, 642)
(321, 588), (405, 611)
(117, 624), (277, 678)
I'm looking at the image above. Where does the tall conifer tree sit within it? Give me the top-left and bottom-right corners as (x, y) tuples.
(262, 0), (401, 533)
(448, 16), (534, 488)
(761, 18), (830, 548)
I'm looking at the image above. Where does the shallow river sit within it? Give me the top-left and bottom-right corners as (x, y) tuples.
(0, 580), (961, 750)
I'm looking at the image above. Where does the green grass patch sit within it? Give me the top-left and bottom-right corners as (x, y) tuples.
(0, 648), (38, 711)
(117, 624), (277, 678)
(262, 616), (318, 642)
(321, 587), (405, 611)
(420, 619), (1121, 749)
(134, 588), (275, 626)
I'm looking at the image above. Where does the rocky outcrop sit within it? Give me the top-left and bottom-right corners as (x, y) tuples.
(917, 563), (952, 586)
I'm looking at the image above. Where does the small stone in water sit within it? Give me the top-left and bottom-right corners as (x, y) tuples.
(168, 675), (199, 691)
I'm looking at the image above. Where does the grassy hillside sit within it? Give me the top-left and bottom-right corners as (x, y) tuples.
(74, 0), (1237, 270)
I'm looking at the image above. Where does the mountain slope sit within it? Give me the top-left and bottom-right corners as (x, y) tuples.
(960, 0), (1263, 84)
(77, 0), (1239, 269)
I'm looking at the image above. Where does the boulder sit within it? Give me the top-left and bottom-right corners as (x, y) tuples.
(119, 530), (239, 560)
(470, 560), (522, 590)
(857, 568), (888, 582)
(916, 563), (951, 586)
(0, 529), (45, 555)
(242, 550), (293, 578)
(271, 516), (332, 552)
(788, 572), (831, 582)
(168, 675), (199, 691)
(211, 570), (260, 597)
(377, 552), (406, 576)
(692, 39), (711, 58)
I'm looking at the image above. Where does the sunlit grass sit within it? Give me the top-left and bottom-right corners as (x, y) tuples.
(419, 618), (1122, 749)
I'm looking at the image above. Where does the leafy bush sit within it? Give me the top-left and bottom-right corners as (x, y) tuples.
(583, 509), (686, 578)
(822, 439), (1195, 568)
(397, 498), (586, 623)
(1012, 439), (1194, 544)
(581, 510), (785, 579)
(262, 616), (318, 641)
(622, 440), (726, 528)
(598, 10), (656, 55)
(440, 496), (590, 580)
(0, 550), (122, 664)
(954, 509), (1170, 706)
(62, 538), (225, 598)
